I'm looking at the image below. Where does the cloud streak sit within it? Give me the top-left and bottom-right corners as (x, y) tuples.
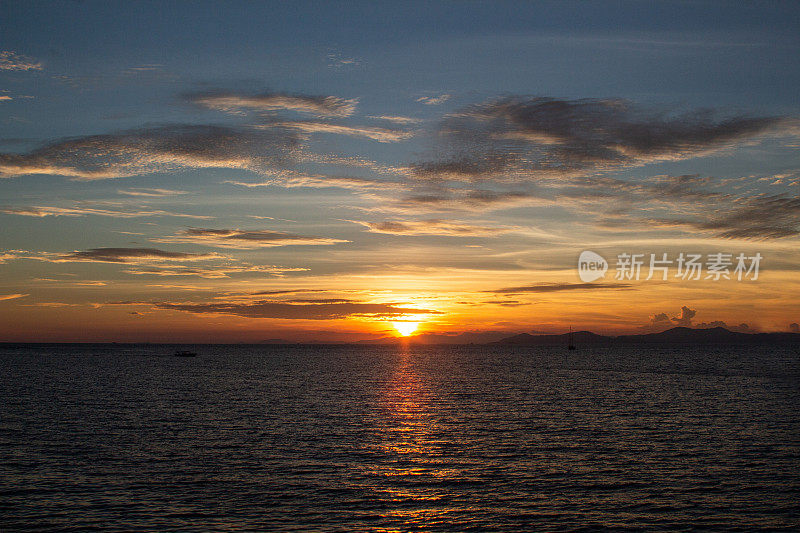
(57, 248), (225, 264)
(123, 264), (306, 279)
(152, 228), (349, 248)
(0, 205), (211, 219)
(259, 121), (413, 142)
(117, 188), (188, 197)
(187, 91), (357, 117)
(417, 94), (451, 105)
(153, 300), (441, 320)
(0, 293), (28, 301)
(351, 219), (519, 236)
(488, 282), (633, 294)
(0, 124), (300, 179)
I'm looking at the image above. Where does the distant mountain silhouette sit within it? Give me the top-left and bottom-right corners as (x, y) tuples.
(497, 330), (611, 346)
(493, 326), (800, 346)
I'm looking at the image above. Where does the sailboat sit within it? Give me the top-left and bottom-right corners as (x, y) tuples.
(568, 326), (576, 350)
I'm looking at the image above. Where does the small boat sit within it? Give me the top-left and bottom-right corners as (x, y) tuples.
(174, 350), (197, 357)
(567, 326), (576, 351)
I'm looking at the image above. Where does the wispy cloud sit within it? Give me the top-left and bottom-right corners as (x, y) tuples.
(0, 51), (42, 71)
(570, 173), (800, 240)
(0, 205), (210, 219)
(488, 282), (633, 294)
(368, 115), (423, 125)
(417, 94), (451, 105)
(350, 219), (520, 236)
(326, 52), (362, 69)
(0, 293), (28, 301)
(117, 188), (188, 197)
(225, 169), (400, 192)
(258, 121), (413, 142)
(152, 228), (349, 249)
(123, 264), (306, 279)
(382, 189), (537, 213)
(121, 63), (165, 76)
(186, 91), (357, 117)
(644, 193), (800, 239)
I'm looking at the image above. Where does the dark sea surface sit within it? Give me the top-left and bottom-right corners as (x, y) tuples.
(1, 343), (799, 531)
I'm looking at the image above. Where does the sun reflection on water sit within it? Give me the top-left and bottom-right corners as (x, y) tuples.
(365, 347), (464, 525)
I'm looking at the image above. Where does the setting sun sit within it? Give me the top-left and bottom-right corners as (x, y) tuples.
(392, 321), (420, 337)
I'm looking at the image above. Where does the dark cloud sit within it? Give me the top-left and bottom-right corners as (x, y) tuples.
(650, 312), (672, 327)
(390, 189), (536, 213)
(415, 97), (788, 181)
(463, 189), (533, 205)
(152, 228), (348, 248)
(649, 194), (800, 239)
(647, 307), (752, 332)
(154, 300), (441, 320)
(555, 173), (800, 240)
(0, 124), (301, 179)
(58, 247), (222, 264)
(671, 305), (697, 326)
(790, 323), (799, 333)
(482, 299), (530, 307)
(488, 282), (633, 294)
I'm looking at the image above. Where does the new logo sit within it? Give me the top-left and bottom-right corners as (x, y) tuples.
(578, 250), (608, 282)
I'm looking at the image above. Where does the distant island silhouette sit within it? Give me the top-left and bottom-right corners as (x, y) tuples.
(354, 326), (800, 346)
(494, 326), (799, 346)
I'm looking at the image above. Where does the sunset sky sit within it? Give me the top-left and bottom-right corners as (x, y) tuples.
(1, 1), (799, 342)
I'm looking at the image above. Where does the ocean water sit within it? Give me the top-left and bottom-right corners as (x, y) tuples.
(1, 343), (798, 531)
